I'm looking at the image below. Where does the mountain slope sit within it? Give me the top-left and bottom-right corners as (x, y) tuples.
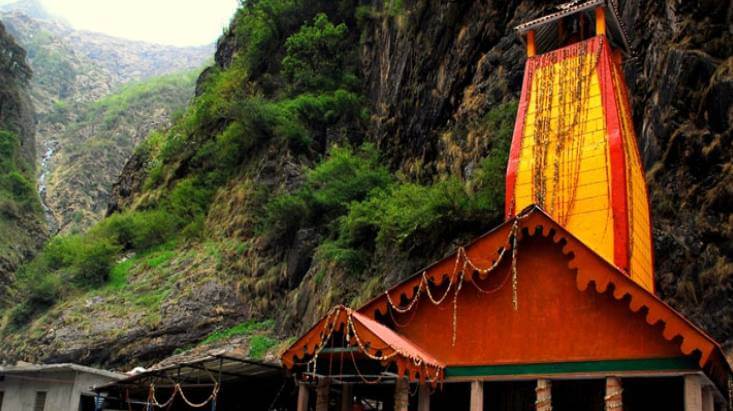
(43, 71), (198, 234)
(0, 5), (212, 231)
(0, 0), (730, 366)
(0, 20), (45, 300)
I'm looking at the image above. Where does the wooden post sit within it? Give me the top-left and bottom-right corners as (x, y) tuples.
(527, 30), (536, 57)
(316, 379), (330, 411)
(605, 377), (623, 411)
(595, 7), (606, 36)
(536, 379), (552, 411)
(702, 387), (714, 411)
(297, 383), (310, 411)
(470, 381), (483, 411)
(418, 384), (430, 411)
(684, 375), (703, 411)
(341, 384), (353, 411)
(395, 378), (409, 411)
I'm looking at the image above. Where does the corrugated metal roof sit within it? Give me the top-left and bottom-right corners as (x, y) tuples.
(93, 352), (283, 392)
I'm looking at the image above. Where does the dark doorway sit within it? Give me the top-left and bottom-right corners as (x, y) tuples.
(430, 382), (470, 410)
(484, 381), (536, 411)
(552, 379), (605, 411)
(623, 377), (684, 411)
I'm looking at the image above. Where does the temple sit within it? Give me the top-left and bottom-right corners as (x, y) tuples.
(281, 1), (732, 410)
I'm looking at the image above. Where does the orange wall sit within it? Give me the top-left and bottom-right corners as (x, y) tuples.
(384, 234), (680, 366)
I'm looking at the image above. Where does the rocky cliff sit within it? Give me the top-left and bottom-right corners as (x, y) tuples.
(0, 0), (730, 367)
(0, 20), (45, 300)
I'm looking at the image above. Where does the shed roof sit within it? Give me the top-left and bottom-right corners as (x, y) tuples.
(93, 351), (283, 392)
(0, 362), (124, 381)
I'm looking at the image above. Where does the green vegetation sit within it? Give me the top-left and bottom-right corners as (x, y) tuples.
(88, 70), (199, 128)
(262, 100), (516, 272)
(200, 319), (275, 345)
(282, 13), (352, 92)
(3, 0), (516, 359)
(249, 335), (278, 359)
(0, 130), (37, 217)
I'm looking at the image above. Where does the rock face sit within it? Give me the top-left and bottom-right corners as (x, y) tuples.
(0, 20), (45, 299)
(2, 0), (730, 367)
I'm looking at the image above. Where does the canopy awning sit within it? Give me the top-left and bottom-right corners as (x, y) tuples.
(282, 305), (444, 383)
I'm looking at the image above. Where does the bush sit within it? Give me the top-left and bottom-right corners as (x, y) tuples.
(96, 210), (180, 251)
(306, 144), (392, 217)
(70, 238), (121, 287)
(282, 13), (350, 92)
(340, 178), (473, 252)
(9, 267), (62, 329)
(262, 143), (393, 239)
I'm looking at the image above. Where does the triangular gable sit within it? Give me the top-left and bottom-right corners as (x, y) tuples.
(358, 208), (729, 382)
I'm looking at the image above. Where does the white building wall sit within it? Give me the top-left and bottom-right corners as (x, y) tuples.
(0, 370), (118, 411)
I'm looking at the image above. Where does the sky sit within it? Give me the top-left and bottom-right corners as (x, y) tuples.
(42, 0), (240, 47)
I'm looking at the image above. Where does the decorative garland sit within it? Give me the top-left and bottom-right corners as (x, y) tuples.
(300, 305), (443, 385)
(300, 212), (530, 385)
(385, 218), (523, 346)
(134, 377), (219, 409)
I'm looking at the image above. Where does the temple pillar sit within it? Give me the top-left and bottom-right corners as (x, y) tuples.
(605, 377), (623, 411)
(316, 379), (330, 411)
(684, 375), (703, 411)
(418, 384), (430, 411)
(395, 378), (409, 411)
(702, 387), (714, 411)
(297, 383), (310, 411)
(595, 7), (606, 36)
(536, 379), (552, 411)
(470, 381), (483, 411)
(527, 30), (536, 57)
(341, 384), (353, 411)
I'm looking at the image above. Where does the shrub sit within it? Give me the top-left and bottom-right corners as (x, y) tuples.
(262, 143), (392, 239)
(96, 210), (180, 251)
(8, 267), (62, 329)
(263, 192), (309, 238)
(340, 178), (473, 252)
(165, 177), (214, 219)
(70, 238), (121, 287)
(316, 240), (367, 272)
(282, 13), (350, 92)
(306, 144), (392, 218)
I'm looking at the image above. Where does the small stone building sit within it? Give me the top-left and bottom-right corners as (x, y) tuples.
(0, 362), (124, 411)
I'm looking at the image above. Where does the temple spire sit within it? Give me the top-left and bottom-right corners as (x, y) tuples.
(506, 0), (654, 291)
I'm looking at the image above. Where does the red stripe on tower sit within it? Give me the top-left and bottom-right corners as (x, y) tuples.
(504, 59), (534, 219)
(597, 37), (630, 273)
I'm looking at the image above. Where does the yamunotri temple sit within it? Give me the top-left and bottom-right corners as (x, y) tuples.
(281, 1), (733, 410)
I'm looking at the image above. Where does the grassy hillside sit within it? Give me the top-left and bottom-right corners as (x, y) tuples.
(44, 70), (199, 233)
(0, 0), (511, 364)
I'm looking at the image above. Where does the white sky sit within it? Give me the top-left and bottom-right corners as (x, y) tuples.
(42, 0), (240, 47)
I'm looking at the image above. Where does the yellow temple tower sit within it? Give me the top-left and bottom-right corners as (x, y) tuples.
(505, 0), (654, 291)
